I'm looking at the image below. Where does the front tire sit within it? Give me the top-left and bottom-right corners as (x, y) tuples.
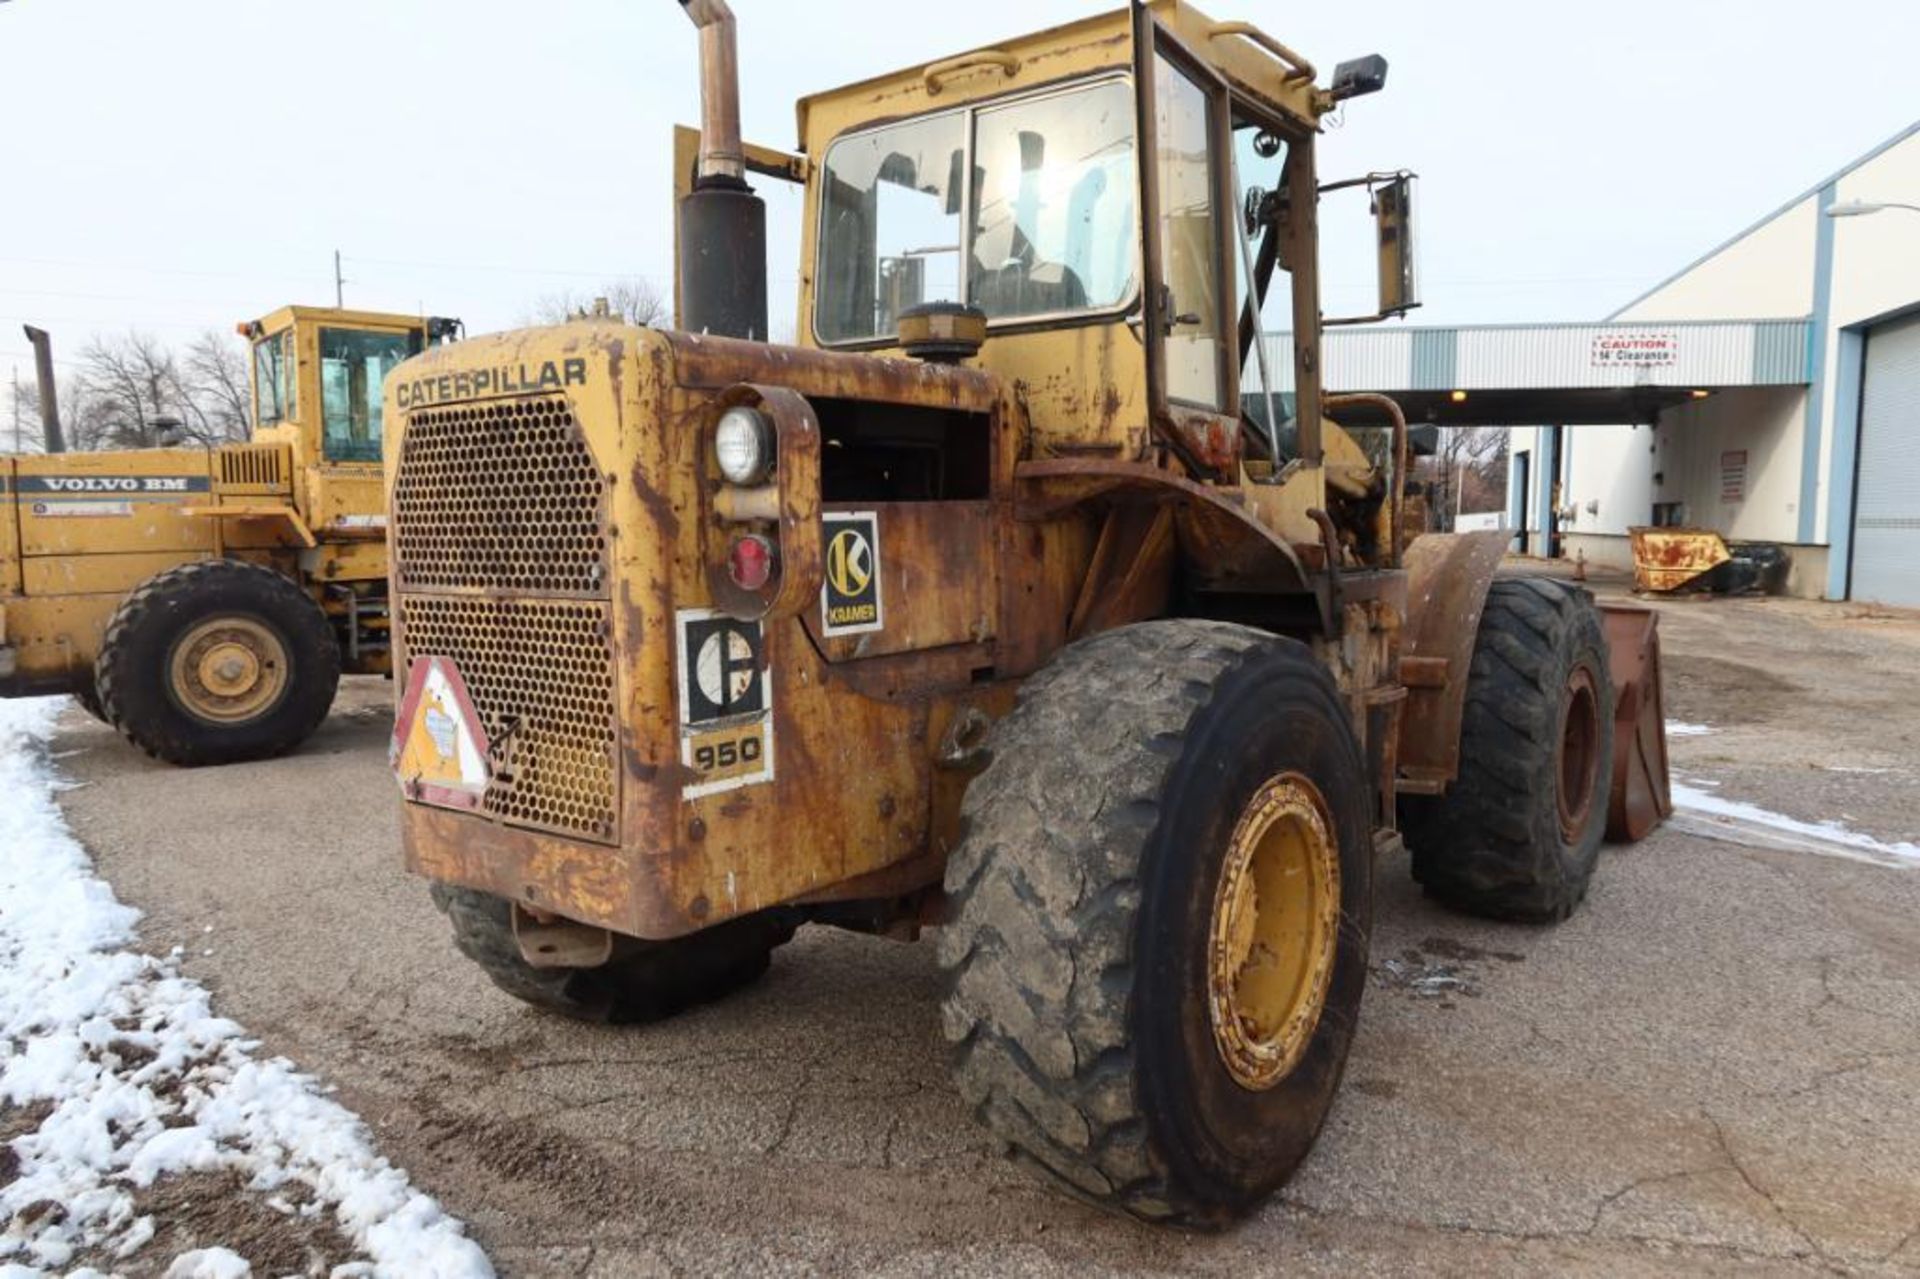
(95, 560), (341, 767)
(938, 620), (1374, 1227)
(431, 885), (795, 1024)
(1400, 577), (1616, 921)
(72, 679), (110, 724)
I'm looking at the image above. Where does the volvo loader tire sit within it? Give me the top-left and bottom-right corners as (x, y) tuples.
(431, 884), (796, 1024)
(938, 620), (1373, 1227)
(1400, 577), (1616, 922)
(96, 560), (341, 767)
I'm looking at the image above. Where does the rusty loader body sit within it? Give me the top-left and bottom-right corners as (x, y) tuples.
(1, 305), (459, 765)
(388, 1), (1669, 1224)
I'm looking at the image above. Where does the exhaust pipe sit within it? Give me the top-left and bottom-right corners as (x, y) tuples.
(675, 0), (767, 340)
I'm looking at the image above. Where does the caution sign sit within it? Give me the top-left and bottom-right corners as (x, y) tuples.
(821, 511), (884, 637)
(675, 608), (774, 798)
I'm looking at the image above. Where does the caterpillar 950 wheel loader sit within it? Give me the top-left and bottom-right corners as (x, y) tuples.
(386, 0), (1670, 1225)
(1, 305), (459, 765)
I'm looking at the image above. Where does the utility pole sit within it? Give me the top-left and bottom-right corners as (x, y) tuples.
(22, 325), (64, 454)
(334, 249), (348, 307)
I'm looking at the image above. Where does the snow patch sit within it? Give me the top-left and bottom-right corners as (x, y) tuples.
(0, 698), (492, 1277)
(164, 1247), (251, 1279)
(1663, 720), (1715, 738)
(1671, 777), (1920, 871)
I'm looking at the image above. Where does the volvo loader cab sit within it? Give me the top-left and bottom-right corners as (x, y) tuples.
(387, 1), (1669, 1225)
(0, 305), (460, 765)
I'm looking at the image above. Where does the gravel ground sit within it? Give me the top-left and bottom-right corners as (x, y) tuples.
(47, 580), (1920, 1276)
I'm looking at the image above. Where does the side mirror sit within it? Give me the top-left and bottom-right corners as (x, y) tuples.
(1374, 173), (1418, 318)
(1322, 170), (1422, 326)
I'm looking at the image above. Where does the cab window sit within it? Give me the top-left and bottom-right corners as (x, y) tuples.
(1152, 57), (1224, 411)
(252, 329), (294, 428)
(319, 328), (420, 462)
(816, 76), (1138, 344)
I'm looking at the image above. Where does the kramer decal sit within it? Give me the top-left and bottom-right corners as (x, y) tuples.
(394, 358), (588, 409)
(820, 511), (884, 637)
(675, 608), (774, 799)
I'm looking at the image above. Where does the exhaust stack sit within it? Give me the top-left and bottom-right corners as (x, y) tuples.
(675, 0), (767, 341)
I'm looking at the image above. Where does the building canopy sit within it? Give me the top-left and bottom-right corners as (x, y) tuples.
(1259, 318), (1810, 427)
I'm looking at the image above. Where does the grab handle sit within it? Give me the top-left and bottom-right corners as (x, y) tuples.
(1206, 21), (1316, 84)
(924, 49), (1021, 95)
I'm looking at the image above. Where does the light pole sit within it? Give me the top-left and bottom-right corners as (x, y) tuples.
(1825, 199), (1920, 219)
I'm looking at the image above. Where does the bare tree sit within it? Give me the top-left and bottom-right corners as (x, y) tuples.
(182, 331), (252, 443)
(524, 277), (668, 328)
(1422, 426), (1509, 531)
(8, 374), (45, 453)
(75, 332), (182, 450)
(53, 331), (255, 451)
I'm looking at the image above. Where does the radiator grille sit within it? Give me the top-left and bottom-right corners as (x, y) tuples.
(398, 596), (618, 843)
(392, 397), (608, 595)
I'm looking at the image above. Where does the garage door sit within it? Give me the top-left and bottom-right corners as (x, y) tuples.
(1852, 312), (1920, 607)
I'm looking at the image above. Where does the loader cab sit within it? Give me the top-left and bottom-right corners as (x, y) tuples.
(241, 306), (459, 466)
(795, 0), (1410, 479)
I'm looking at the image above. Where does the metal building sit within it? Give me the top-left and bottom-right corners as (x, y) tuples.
(1509, 121), (1920, 604)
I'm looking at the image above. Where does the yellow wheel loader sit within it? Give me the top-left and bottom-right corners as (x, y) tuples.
(1, 305), (460, 765)
(386, 1), (1670, 1225)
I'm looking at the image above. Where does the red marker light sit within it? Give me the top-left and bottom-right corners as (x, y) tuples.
(728, 534), (775, 591)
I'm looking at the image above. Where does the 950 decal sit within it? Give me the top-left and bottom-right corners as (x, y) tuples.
(674, 608), (775, 799)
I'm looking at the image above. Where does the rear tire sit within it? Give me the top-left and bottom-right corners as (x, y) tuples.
(96, 560), (340, 767)
(1400, 577), (1615, 921)
(431, 884), (795, 1024)
(938, 620), (1373, 1227)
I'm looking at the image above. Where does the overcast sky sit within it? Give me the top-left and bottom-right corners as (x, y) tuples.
(2, 0), (1916, 377)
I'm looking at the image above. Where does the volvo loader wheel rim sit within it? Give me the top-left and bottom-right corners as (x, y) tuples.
(1556, 666), (1601, 842)
(1207, 773), (1341, 1091)
(169, 618), (289, 724)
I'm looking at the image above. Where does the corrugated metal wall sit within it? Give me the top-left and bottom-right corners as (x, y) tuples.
(1256, 319), (1810, 392)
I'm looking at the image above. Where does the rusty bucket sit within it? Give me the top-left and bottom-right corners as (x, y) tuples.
(1599, 603), (1672, 841)
(1628, 526), (1729, 593)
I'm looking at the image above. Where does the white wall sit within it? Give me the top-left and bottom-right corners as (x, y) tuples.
(1559, 423), (1653, 536)
(1615, 195), (1818, 323)
(1648, 387), (1805, 541)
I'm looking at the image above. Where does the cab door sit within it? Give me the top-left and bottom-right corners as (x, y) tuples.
(1133, 8), (1240, 478)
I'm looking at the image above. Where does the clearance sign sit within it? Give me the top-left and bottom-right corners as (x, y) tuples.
(1592, 332), (1679, 368)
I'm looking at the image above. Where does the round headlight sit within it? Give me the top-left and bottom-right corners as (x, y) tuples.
(714, 406), (774, 486)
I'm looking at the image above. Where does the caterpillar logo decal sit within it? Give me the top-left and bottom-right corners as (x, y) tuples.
(675, 608), (774, 799)
(820, 511), (884, 637)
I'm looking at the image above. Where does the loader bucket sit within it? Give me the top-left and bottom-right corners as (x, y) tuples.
(1599, 603), (1672, 841)
(1628, 526), (1729, 593)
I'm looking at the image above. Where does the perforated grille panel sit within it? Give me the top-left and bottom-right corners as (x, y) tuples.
(398, 596), (618, 843)
(392, 397), (608, 595)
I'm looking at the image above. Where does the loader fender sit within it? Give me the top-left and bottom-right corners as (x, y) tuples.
(1014, 459), (1329, 633)
(1395, 529), (1511, 792)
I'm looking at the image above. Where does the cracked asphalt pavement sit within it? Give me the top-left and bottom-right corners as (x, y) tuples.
(51, 581), (1920, 1275)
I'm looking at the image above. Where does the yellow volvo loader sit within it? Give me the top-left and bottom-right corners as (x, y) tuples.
(386, 1), (1671, 1224)
(0, 305), (459, 765)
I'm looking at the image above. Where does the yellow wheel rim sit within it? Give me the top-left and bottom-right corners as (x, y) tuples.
(168, 617), (289, 724)
(1207, 772), (1341, 1091)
